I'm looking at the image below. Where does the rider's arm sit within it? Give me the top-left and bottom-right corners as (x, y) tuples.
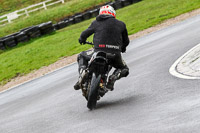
(80, 21), (95, 42)
(121, 24), (130, 52)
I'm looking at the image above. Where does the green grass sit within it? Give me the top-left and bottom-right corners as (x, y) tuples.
(0, 0), (47, 16)
(117, 0), (200, 35)
(0, 0), (111, 38)
(0, 0), (200, 85)
(0, 0), (81, 16)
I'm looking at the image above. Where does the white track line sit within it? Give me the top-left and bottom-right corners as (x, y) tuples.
(169, 43), (200, 79)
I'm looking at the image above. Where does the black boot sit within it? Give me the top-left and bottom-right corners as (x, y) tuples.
(74, 81), (80, 90)
(106, 69), (122, 91)
(106, 75), (117, 91)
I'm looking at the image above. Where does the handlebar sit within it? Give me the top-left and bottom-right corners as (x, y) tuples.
(85, 41), (94, 45)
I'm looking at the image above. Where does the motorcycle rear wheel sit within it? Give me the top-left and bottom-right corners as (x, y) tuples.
(87, 73), (101, 110)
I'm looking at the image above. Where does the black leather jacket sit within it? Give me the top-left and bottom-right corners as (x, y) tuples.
(80, 15), (130, 53)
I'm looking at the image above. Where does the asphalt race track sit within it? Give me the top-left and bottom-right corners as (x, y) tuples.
(0, 15), (200, 133)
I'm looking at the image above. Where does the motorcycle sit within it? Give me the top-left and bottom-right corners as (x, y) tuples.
(80, 42), (115, 110)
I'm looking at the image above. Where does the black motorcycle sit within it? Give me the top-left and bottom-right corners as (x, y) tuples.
(80, 42), (115, 110)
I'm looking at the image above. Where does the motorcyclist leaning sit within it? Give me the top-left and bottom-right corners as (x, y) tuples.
(74, 5), (130, 91)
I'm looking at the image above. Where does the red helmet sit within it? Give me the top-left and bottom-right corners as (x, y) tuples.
(99, 5), (116, 18)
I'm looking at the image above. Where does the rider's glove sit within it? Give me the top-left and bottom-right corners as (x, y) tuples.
(79, 38), (86, 45)
(121, 47), (126, 53)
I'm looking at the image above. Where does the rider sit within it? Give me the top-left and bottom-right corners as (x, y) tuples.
(74, 5), (130, 91)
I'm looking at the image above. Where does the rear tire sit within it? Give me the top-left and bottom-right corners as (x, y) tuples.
(87, 73), (101, 110)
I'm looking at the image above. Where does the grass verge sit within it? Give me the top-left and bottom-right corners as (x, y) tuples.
(0, 0), (200, 85)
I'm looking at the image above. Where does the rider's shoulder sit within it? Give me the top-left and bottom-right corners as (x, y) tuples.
(114, 19), (126, 27)
(91, 19), (98, 25)
(116, 19), (126, 24)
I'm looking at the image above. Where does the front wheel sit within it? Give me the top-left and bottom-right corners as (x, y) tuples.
(87, 73), (101, 110)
